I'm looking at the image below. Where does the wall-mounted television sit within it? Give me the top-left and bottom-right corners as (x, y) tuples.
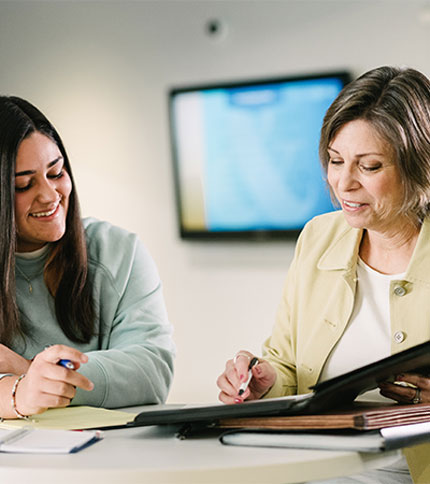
(169, 70), (351, 240)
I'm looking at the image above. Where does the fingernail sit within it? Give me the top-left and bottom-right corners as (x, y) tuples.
(234, 398), (242, 404)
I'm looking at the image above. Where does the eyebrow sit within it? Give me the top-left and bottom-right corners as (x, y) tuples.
(327, 147), (385, 158)
(15, 157), (63, 177)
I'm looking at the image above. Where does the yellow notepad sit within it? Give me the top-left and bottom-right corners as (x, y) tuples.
(0, 406), (136, 430)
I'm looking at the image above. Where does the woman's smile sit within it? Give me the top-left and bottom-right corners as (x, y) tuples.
(14, 132), (72, 252)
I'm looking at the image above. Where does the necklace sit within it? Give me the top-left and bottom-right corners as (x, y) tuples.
(15, 265), (33, 294)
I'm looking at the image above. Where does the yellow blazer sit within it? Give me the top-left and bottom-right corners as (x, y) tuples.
(262, 211), (430, 483)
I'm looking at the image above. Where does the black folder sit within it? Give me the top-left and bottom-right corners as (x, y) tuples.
(128, 340), (430, 429)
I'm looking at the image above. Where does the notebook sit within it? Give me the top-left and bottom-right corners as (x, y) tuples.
(0, 427), (102, 453)
(219, 421), (430, 453)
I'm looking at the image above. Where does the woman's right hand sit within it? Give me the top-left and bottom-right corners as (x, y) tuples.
(14, 344), (94, 416)
(217, 350), (276, 404)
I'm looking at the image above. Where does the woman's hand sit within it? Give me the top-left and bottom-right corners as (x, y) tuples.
(14, 344), (94, 416)
(0, 344), (31, 375)
(378, 373), (430, 404)
(217, 350), (276, 404)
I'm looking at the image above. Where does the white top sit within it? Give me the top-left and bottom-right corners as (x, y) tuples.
(319, 258), (406, 384)
(318, 258), (410, 476)
(15, 245), (50, 259)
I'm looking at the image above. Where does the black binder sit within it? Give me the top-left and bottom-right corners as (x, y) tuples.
(127, 340), (430, 429)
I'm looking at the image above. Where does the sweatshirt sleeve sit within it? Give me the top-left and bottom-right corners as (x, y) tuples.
(71, 221), (175, 408)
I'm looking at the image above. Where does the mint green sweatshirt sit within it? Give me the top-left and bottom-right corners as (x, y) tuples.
(13, 218), (175, 408)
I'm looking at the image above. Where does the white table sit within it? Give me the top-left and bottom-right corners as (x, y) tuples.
(0, 406), (400, 484)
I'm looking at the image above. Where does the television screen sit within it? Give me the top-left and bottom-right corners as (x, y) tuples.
(169, 71), (351, 239)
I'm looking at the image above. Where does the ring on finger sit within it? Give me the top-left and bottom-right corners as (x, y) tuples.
(412, 387), (421, 404)
(233, 352), (251, 365)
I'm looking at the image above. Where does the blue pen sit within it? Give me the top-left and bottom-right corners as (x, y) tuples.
(58, 359), (75, 370)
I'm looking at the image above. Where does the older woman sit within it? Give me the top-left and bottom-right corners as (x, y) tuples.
(217, 66), (430, 483)
(0, 96), (175, 419)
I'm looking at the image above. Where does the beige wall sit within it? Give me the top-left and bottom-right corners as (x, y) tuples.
(1, 0), (429, 403)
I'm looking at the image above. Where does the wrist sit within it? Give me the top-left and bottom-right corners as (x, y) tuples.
(18, 357), (32, 375)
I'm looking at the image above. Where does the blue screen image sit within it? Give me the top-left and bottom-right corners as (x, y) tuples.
(200, 78), (342, 231)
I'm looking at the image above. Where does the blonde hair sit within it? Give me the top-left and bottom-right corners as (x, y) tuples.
(319, 66), (430, 225)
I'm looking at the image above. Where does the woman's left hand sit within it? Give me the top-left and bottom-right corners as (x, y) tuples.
(378, 373), (430, 404)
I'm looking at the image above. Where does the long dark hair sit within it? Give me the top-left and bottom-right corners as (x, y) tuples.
(0, 96), (94, 346)
(319, 66), (430, 225)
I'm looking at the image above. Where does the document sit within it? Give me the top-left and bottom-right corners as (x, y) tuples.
(0, 427), (102, 453)
(219, 421), (430, 453)
(0, 406), (136, 431)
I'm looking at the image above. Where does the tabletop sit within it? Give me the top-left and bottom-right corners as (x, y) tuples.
(0, 406), (400, 484)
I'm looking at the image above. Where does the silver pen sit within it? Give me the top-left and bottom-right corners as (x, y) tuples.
(238, 357), (259, 396)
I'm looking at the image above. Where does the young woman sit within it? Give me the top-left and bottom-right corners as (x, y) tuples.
(0, 96), (175, 419)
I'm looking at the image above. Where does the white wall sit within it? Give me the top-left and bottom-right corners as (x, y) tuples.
(1, 0), (429, 403)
